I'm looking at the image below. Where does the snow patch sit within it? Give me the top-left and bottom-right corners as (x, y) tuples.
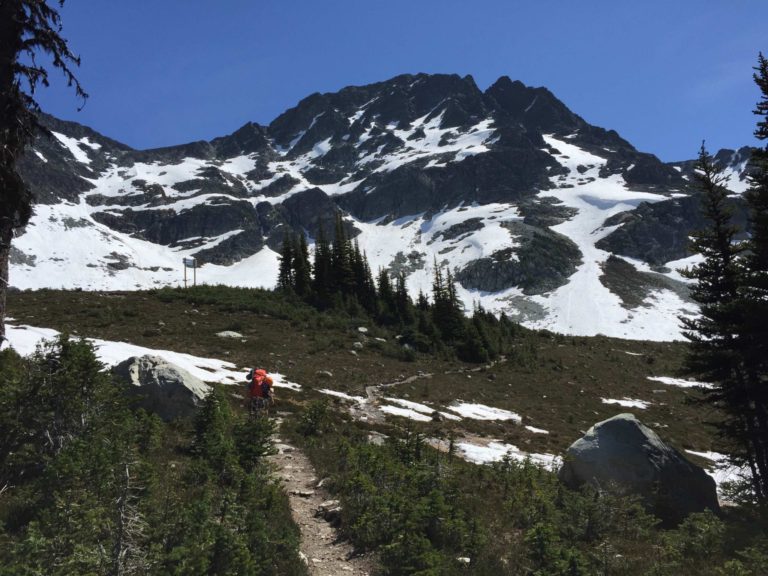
(647, 376), (714, 389)
(52, 132), (94, 165)
(379, 404), (432, 422)
(601, 397), (650, 409)
(457, 440), (560, 468)
(318, 389), (366, 403)
(448, 402), (522, 422)
(384, 397), (461, 421)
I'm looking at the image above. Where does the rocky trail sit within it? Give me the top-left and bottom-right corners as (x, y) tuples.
(267, 360), (515, 575)
(270, 418), (373, 576)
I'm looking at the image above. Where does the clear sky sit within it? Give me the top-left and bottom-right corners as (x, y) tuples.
(33, 0), (767, 162)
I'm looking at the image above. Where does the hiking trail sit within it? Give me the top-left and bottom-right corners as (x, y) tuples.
(270, 418), (373, 576)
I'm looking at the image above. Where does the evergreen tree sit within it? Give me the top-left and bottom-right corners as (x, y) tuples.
(737, 53), (768, 499)
(312, 225), (333, 307)
(680, 145), (767, 498)
(377, 267), (397, 324)
(331, 212), (355, 296)
(395, 271), (414, 324)
(0, 0), (87, 343)
(351, 241), (377, 313)
(431, 264), (465, 342)
(416, 289), (430, 311)
(277, 234), (295, 293)
(293, 232), (312, 298)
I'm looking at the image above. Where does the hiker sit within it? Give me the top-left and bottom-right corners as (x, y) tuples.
(246, 367), (274, 414)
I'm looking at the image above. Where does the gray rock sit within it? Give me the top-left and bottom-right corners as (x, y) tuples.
(216, 330), (243, 338)
(558, 413), (720, 525)
(113, 355), (210, 421)
(315, 499), (342, 527)
(455, 221), (582, 295)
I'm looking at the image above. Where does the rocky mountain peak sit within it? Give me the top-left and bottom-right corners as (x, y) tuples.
(485, 76), (583, 135)
(211, 121), (271, 157)
(14, 72), (753, 342)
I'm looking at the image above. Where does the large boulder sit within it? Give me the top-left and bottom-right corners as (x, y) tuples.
(113, 355), (210, 420)
(558, 413), (719, 525)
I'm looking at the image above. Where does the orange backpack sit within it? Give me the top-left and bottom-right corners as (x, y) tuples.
(249, 369), (271, 398)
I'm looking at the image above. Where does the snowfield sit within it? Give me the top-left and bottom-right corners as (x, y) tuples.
(12, 115), (714, 343)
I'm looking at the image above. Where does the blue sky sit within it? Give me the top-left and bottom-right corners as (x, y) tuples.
(34, 0), (767, 161)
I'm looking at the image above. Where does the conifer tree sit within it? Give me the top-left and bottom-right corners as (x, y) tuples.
(292, 232), (312, 297)
(377, 267), (397, 324)
(432, 264), (465, 342)
(277, 234), (294, 292)
(680, 144), (766, 497)
(351, 241), (377, 313)
(0, 0), (87, 343)
(331, 212), (355, 296)
(416, 289), (430, 311)
(737, 52), (768, 498)
(395, 272), (414, 324)
(312, 226), (332, 306)
(742, 55), (768, 383)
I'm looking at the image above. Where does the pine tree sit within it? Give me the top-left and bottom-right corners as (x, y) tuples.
(377, 267), (397, 324)
(742, 55), (768, 384)
(395, 272), (414, 324)
(292, 232), (312, 297)
(277, 234), (294, 292)
(416, 289), (430, 311)
(351, 241), (377, 313)
(0, 1), (87, 343)
(312, 225), (332, 307)
(331, 212), (355, 297)
(432, 264), (465, 343)
(680, 144), (767, 497)
(736, 52), (768, 499)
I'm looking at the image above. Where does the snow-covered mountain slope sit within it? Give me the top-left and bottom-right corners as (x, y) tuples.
(11, 73), (752, 340)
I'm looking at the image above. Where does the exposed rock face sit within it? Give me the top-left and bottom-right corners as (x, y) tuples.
(558, 413), (720, 525)
(456, 221), (582, 294)
(596, 193), (750, 266)
(599, 255), (691, 308)
(113, 355), (210, 420)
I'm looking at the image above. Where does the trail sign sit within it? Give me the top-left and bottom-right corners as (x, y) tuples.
(183, 257), (197, 287)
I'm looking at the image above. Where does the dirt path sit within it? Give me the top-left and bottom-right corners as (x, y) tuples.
(270, 423), (373, 576)
(268, 358), (510, 574)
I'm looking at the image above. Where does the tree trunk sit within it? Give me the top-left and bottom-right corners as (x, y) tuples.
(0, 1), (23, 346)
(0, 224), (11, 344)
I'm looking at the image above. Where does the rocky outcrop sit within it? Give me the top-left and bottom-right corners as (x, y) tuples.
(113, 355), (210, 420)
(558, 413), (720, 525)
(599, 255), (691, 309)
(92, 200), (259, 246)
(596, 193), (750, 266)
(456, 221), (581, 294)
